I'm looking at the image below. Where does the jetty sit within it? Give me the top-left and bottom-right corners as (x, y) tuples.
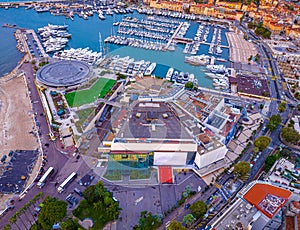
(163, 22), (184, 51)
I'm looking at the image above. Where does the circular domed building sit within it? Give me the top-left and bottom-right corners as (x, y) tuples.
(36, 60), (92, 87)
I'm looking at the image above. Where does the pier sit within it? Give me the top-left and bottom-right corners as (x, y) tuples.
(173, 37), (193, 44)
(199, 42), (229, 48)
(163, 22), (184, 51)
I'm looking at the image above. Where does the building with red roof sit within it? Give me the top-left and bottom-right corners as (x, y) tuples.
(242, 182), (292, 218)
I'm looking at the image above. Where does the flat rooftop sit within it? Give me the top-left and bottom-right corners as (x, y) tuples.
(117, 102), (191, 140)
(206, 113), (226, 129)
(36, 60), (91, 87)
(212, 198), (259, 230)
(243, 183), (292, 218)
(234, 76), (269, 97)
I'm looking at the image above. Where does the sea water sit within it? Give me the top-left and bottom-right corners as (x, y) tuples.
(0, 7), (230, 88)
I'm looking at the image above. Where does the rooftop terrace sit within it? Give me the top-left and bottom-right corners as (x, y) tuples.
(117, 102), (191, 140)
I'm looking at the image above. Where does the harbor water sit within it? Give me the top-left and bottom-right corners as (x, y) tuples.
(0, 7), (230, 88)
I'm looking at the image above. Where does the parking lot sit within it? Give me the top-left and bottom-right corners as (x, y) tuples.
(25, 32), (43, 58)
(0, 150), (39, 193)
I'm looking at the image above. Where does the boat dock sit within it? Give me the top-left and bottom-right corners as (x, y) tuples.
(163, 22), (184, 51)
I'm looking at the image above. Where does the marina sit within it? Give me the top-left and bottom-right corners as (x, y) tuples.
(53, 47), (103, 65)
(37, 24), (71, 53)
(0, 7), (231, 90)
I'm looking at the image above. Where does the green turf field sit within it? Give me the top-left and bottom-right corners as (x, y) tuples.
(65, 78), (115, 107)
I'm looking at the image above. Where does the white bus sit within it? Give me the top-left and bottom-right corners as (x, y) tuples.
(57, 172), (77, 193)
(37, 167), (54, 188)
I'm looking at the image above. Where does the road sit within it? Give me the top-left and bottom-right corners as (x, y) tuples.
(0, 60), (92, 229)
(160, 21), (298, 230)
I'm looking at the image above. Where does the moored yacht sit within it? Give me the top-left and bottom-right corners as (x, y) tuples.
(144, 62), (156, 75)
(165, 67), (174, 81)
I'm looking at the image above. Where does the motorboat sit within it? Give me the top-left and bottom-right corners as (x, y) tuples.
(165, 67), (174, 81)
(144, 62), (156, 75)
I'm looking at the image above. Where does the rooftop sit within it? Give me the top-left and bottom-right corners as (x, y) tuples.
(36, 60), (91, 87)
(212, 198), (261, 230)
(234, 75), (270, 97)
(116, 102), (191, 140)
(243, 183), (292, 218)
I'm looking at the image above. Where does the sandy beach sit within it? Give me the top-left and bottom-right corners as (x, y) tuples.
(0, 74), (39, 158)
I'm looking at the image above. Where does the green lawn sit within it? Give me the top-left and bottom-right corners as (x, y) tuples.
(65, 78), (116, 107)
(103, 170), (122, 181)
(75, 107), (96, 133)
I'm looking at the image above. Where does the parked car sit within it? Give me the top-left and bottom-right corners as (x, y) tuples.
(74, 188), (83, 197)
(66, 194), (79, 208)
(184, 203), (191, 209)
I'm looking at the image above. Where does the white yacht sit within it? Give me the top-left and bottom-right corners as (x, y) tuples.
(185, 55), (210, 66)
(144, 62), (156, 75)
(165, 67), (174, 81)
(106, 8), (113, 15)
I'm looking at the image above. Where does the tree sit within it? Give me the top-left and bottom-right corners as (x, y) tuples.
(254, 136), (271, 151)
(37, 197), (67, 230)
(60, 218), (80, 230)
(4, 224), (11, 230)
(248, 55), (253, 62)
(167, 221), (187, 230)
(234, 161), (250, 178)
(265, 155), (277, 172)
(137, 211), (162, 230)
(73, 181), (121, 229)
(262, 91), (269, 97)
(267, 114), (282, 131)
(183, 214), (195, 227)
(253, 147), (260, 153)
(254, 54), (261, 62)
(278, 102), (286, 113)
(190, 201), (207, 219)
(281, 127), (300, 143)
(185, 81), (194, 90)
(279, 148), (291, 159)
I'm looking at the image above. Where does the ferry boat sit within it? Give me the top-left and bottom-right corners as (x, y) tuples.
(144, 62), (156, 75)
(165, 67), (174, 81)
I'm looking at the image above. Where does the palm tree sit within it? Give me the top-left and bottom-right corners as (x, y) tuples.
(4, 224), (11, 230)
(183, 214), (195, 227)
